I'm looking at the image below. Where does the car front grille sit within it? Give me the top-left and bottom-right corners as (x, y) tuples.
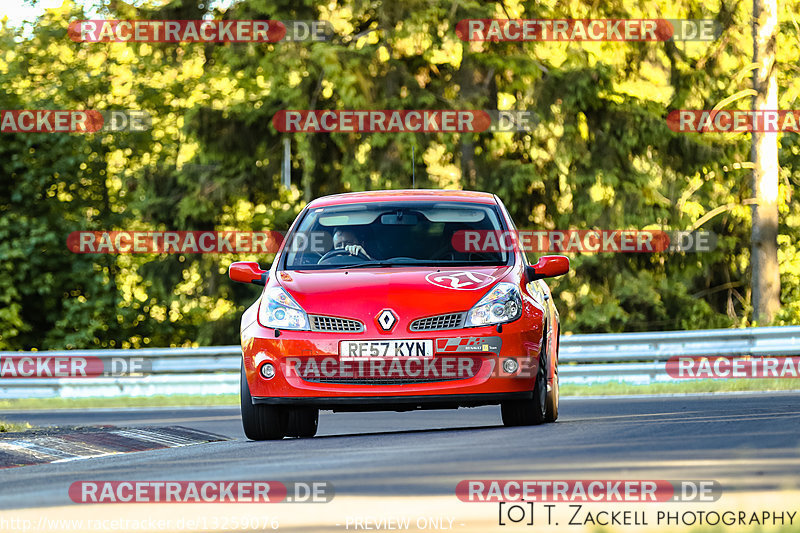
(409, 312), (466, 331)
(309, 315), (365, 333)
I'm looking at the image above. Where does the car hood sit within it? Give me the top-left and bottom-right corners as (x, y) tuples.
(277, 265), (516, 321)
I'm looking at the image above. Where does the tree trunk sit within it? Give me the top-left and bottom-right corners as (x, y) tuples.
(459, 49), (478, 190)
(750, 0), (780, 323)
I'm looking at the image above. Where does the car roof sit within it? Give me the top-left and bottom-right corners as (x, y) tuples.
(307, 189), (498, 208)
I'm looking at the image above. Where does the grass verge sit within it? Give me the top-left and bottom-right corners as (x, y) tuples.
(562, 378), (800, 396)
(0, 380), (798, 410)
(0, 419), (33, 432)
(0, 394), (238, 411)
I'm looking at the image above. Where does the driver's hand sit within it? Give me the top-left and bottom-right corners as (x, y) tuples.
(345, 244), (371, 259)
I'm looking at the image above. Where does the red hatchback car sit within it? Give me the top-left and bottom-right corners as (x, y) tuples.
(229, 190), (568, 440)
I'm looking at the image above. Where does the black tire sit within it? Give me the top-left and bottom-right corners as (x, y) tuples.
(501, 332), (548, 427)
(285, 407), (319, 438)
(240, 362), (286, 440)
(545, 334), (559, 422)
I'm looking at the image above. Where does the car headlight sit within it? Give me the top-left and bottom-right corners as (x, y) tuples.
(258, 286), (309, 330)
(465, 282), (522, 327)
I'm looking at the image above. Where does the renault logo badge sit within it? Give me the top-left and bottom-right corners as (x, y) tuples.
(376, 309), (397, 331)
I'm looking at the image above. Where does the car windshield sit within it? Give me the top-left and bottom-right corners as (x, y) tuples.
(282, 201), (510, 270)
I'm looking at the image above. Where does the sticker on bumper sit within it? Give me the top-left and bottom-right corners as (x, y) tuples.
(436, 336), (502, 354)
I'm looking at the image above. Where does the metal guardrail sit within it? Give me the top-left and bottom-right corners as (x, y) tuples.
(1, 326), (799, 399)
(559, 326), (800, 362)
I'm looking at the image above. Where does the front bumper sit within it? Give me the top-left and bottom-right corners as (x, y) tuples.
(241, 307), (544, 403)
(252, 392), (533, 411)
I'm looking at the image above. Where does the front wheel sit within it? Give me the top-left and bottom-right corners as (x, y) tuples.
(501, 335), (548, 427)
(240, 361), (286, 440)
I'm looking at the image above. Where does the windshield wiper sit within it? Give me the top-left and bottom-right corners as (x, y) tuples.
(333, 260), (421, 269)
(333, 261), (395, 269)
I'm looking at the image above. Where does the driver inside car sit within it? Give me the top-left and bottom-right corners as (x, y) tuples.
(332, 228), (374, 260)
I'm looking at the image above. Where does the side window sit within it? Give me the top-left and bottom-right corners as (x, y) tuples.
(495, 196), (529, 266)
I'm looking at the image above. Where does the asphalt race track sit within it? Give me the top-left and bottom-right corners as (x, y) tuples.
(1, 391), (799, 513)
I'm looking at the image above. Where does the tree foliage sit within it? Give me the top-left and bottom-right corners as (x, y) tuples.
(1, 0), (798, 349)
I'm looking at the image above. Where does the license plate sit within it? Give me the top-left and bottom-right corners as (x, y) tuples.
(340, 340), (433, 360)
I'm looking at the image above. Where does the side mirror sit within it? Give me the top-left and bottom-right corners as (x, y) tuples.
(228, 261), (269, 286)
(525, 255), (569, 282)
